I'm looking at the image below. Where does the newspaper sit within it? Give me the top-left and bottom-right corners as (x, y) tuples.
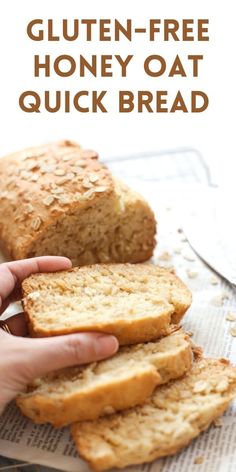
(0, 152), (236, 471)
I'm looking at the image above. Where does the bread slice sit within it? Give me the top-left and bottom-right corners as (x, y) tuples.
(16, 329), (193, 427)
(0, 140), (156, 265)
(71, 358), (236, 471)
(22, 264), (192, 343)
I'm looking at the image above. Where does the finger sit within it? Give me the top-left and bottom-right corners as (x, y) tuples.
(0, 313), (28, 337)
(0, 256), (72, 308)
(23, 333), (119, 379)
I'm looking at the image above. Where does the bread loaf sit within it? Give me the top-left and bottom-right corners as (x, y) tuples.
(0, 140), (156, 265)
(22, 264), (192, 343)
(71, 358), (236, 471)
(17, 329), (193, 427)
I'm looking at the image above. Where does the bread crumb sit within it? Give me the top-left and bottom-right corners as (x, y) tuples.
(212, 292), (229, 306)
(187, 330), (193, 337)
(174, 247), (182, 254)
(226, 312), (236, 322)
(159, 251), (171, 262)
(183, 252), (195, 262)
(194, 456), (204, 464)
(214, 418), (223, 427)
(230, 327), (236, 337)
(187, 269), (198, 279)
(210, 276), (218, 285)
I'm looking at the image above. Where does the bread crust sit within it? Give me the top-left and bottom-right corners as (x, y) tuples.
(71, 358), (236, 470)
(16, 330), (193, 427)
(0, 141), (112, 259)
(22, 264), (192, 344)
(0, 141), (156, 265)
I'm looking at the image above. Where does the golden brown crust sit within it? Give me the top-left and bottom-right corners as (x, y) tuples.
(71, 358), (236, 470)
(0, 141), (156, 265)
(0, 140), (113, 260)
(16, 330), (193, 427)
(22, 264), (192, 343)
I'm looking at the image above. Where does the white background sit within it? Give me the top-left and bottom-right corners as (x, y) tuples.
(0, 0), (235, 185)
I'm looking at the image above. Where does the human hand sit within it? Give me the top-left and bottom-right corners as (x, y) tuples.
(0, 257), (118, 413)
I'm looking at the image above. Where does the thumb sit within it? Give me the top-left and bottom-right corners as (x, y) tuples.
(23, 333), (119, 380)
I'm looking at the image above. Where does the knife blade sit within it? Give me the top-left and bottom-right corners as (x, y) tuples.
(182, 186), (236, 288)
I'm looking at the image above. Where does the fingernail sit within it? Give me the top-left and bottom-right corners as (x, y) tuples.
(95, 335), (119, 358)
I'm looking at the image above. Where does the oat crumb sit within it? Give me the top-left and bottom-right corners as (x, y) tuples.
(174, 247), (182, 254)
(226, 312), (236, 322)
(158, 251), (172, 262)
(214, 418), (223, 427)
(194, 456), (204, 465)
(230, 327), (236, 337)
(187, 269), (198, 279)
(210, 275), (218, 285)
(183, 252), (195, 262)
(212, 292), (228, 306)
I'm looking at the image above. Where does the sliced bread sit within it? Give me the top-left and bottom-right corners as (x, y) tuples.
(71, 358), (236, 471)
(16, 329), (193, 427)
(22, 264), (192, 343)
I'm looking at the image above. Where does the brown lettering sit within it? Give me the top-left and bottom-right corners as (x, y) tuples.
(45, 91), (61, 112)
(164, 20), (179, 41)
(80, 56), (96, 77)
(92, 91), (107, 112)
(19, 91), (41, 112)
(150, 19), (161, 41)
(81, 19), (97, 41)
(170, 91), (188, 112)
(198, 20), (209, 41)
(100, 19), (111, 41)
(144, 55), (166, 77)
(54, 55), (76, 77)
(138, 92), (153, 112)
(34, 55), (50, 77)
(114, 19), (132, 41)
(115, 55), (133, 77)
(27, 19), (43, 41)
(182, 19), (194, 41)
(188, 55), (203, 77)
(169, 55), (186, 77)
(48, 19), (59, 41)
(119, 91), (134, 112)
(62, 19), (79, 41)
(192, 91), (209, 112)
